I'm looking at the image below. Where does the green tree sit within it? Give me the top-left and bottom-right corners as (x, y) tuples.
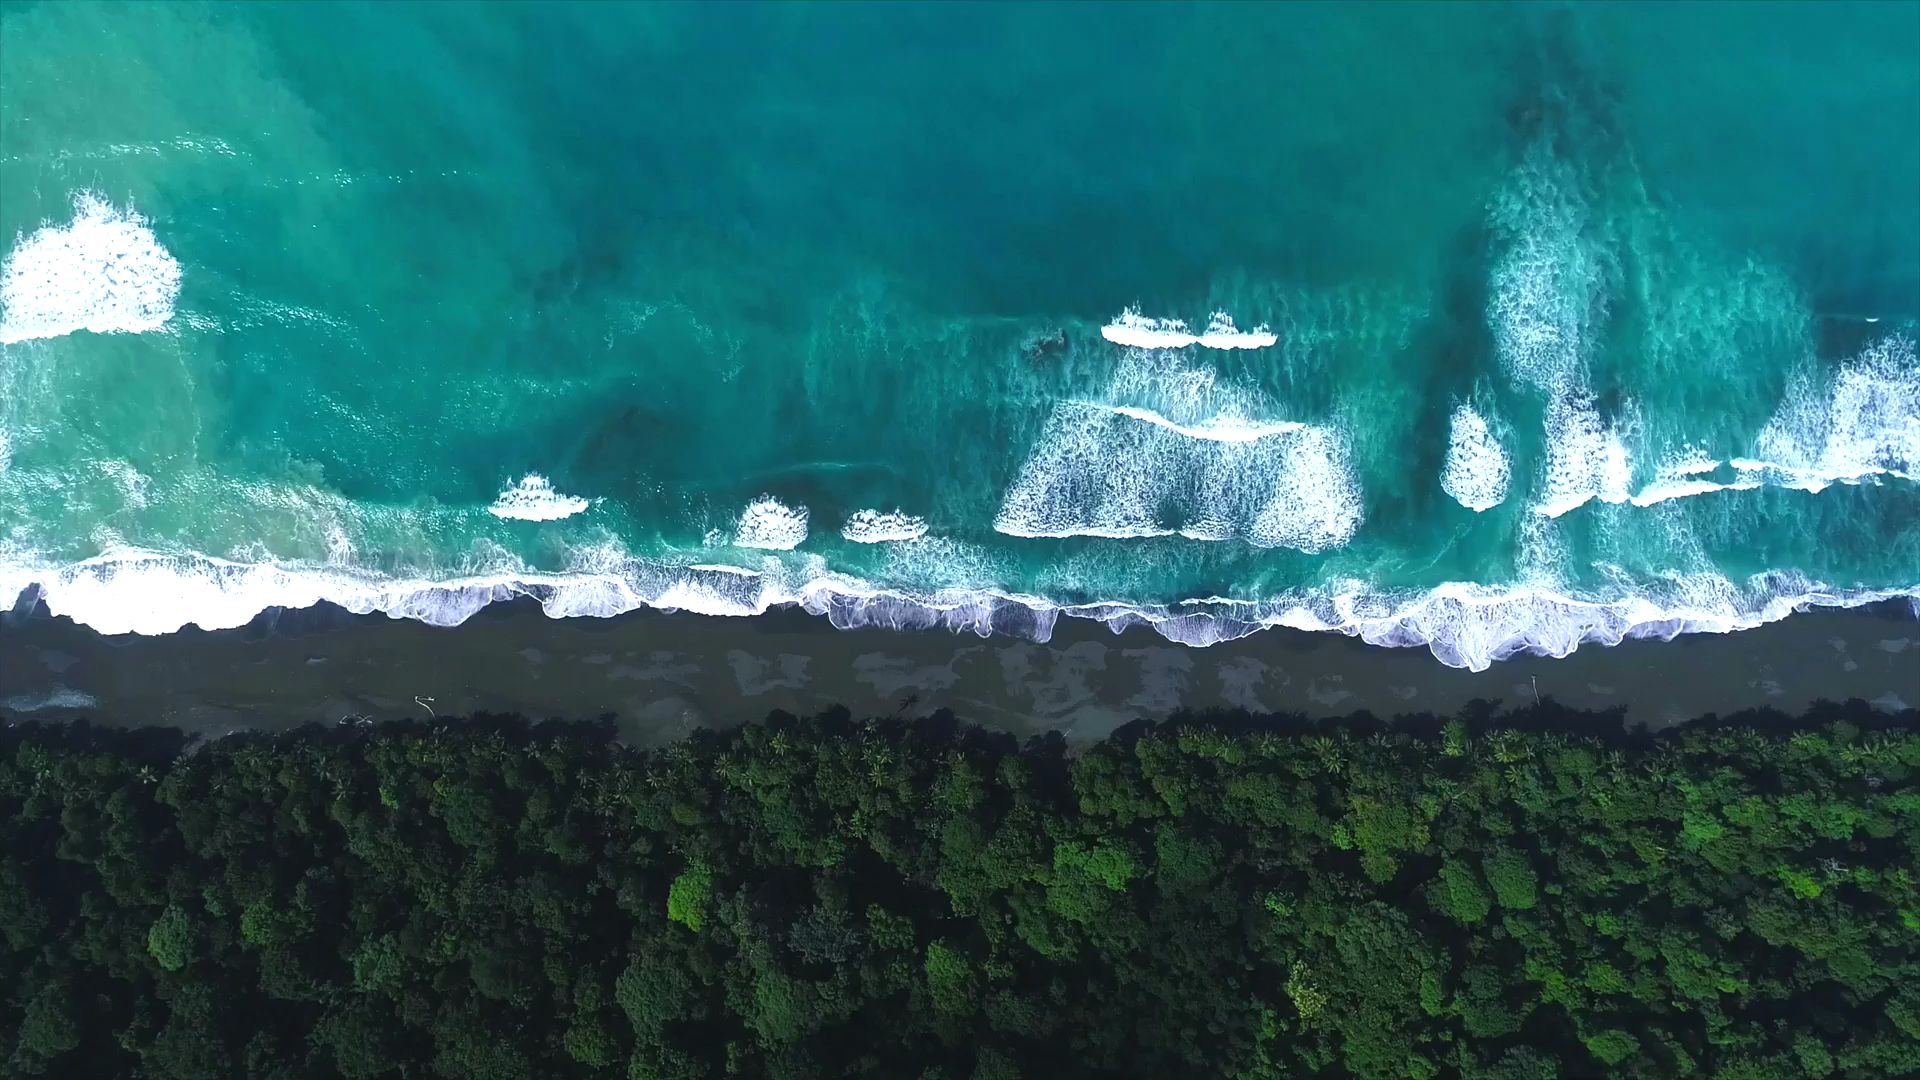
(1483, 848), (1538, 910)
(18, 981), (82, 1059)
(563, 1010), (618, 1068)
(1432, 859), (1492, 924)
(617, 955), (695, 1036)
(316, 999), (398, 1079)
(147, 905), (193, 972)
(925, 941), (977, 1015)
(1, 704), (1914, 1080)
(1583, 1029), (1639, 1067)
(351, 933), (404, 995)
(666, 863), (713, 932)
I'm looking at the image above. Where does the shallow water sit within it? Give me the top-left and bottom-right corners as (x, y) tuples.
(0, 1), (1916, 669)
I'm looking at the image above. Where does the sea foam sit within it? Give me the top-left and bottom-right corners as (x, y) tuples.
(688, 563), (763, 577)
(5, 545), (1911, 675)
(1100, 308), (1278, 350)
(842, 509), (928, 543)
(1627, 448), (1739, 507)
(487, 474), (591, 521)
(734, 495), (809, 550)
(1487, 144), (1639, 520)
(1092, 404), (1306, 443)
(1745, 336), (1919, 490)
(0, 192), (182, 344)
(1441, 403), (1510, 511)
(1535, 389), (1635, 517)
(1244, 427), (1365, 553)
(998, 351), (1363, 551)
(1571, 335), (1920, 509)
(1486, 144), (1601, 393)
(995, 403), (1362, 552)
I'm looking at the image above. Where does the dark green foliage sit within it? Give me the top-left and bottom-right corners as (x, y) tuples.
(666, 862), (713, 931)
(1433, 858), (1493, 924)
(2, 703), (1917, 1078)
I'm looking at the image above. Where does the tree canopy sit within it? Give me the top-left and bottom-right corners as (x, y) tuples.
(2, 701), (1916, 1078)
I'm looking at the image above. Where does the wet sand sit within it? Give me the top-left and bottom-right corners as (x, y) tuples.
(3, 598), (1915, 743)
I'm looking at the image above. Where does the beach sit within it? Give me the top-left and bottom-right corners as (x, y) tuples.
(3, 3), (1917, 687)
(5, 598), (1913, 744)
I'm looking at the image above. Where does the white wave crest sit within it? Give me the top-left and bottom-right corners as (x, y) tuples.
(1100, 307), (1278, 350)
(4, 548), (1910, 675)
(995, 401), (1362, 552)
(1626, 447), (1739, 507)
(999, 351), (1362, 551)
(487, 474), (590, 521)
(1442, 403), (1510, 511)
(1535, 389), (1635, 517)
(1, 688), (98, 713)
(1093, 403), (1306, 443)
(1743, 336), (1919, 490)
(1243, 427), (1363, 553)
(0, 192), (182, 344)
(1196, 310), (1279, 349)
(841, 509), (928, 544)
(1100, 308), (1192, 349)
(734, 495), (809, 550)
(1601, 335), (1920, 507)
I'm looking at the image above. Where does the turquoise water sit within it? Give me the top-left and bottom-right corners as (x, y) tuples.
(1, 1), (1916, 668)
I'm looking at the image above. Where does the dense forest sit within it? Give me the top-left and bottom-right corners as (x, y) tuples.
(3, 702), (1917, 1079)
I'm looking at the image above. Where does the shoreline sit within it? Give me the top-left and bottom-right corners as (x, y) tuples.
(6, 548), (1916, 670)
(4, 596), (1914, 745)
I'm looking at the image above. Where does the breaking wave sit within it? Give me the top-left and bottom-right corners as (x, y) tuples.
(1483, 84), (1917, 520)
(996, 350), (1363, 552)
(1628, 448), (1735, 507)
(1100, 307), (1279, 350)
(1744, 335), (1919, 490)
(4, 546), (1911, 673)
(733, 495), (809, 550)
(842, 509), (928, 543)
(1091, 404), (1307, 443)
(1442, 403), (1511, 511)
(0, 192), (183, 344)
(487, 474), (590, 521)
(1526, 335), (1919, 514)
(994, 402), (1362, 551)
(1535, 389), (1635, 517)
(1596, 336), (1920, 508)
(1486, 144), (1601, 394)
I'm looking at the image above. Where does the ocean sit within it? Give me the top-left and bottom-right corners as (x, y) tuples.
(0, 0), (1915, 671)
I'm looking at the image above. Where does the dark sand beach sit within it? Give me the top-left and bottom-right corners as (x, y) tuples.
(4, 597), (1915, 742)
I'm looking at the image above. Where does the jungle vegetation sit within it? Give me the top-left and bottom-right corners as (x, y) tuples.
(3, 701), (1917, 1079)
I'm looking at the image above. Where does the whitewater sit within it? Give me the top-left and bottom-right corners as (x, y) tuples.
(1, 2), (1915, 673)
(5, 541), (1915, 674)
